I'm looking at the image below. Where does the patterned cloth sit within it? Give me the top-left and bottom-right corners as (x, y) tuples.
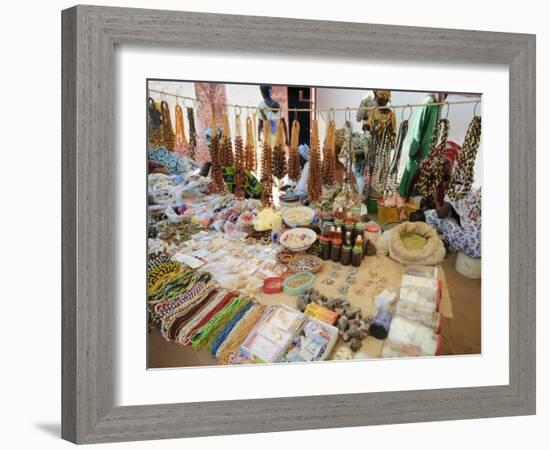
(425, 188), (482, 258)
(148, 147), (195, 175)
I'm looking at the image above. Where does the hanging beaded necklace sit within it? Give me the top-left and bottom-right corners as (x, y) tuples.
(208, 111), (226, 193)
(447, 115), (482, 200)
(322, 118), (337, 187)
(233, 112), (246, 199)
(174, 104), (188, 156)
(160, 100), (175, 151)
(288, 119), (301, 182)
(308, 118), (322, 203)
(221, 113), (234, 167)
(260, 120), (274, 207)
(244, 116), (257, 174)
(272, 118), (287, 180)
(382, 118), (409, 196)
(415, 118), (450, 197)
(371, 120), (394, 194)
(186, 106), (197, 161)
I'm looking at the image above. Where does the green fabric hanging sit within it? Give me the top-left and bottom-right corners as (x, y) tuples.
(398, 96), (442, 197)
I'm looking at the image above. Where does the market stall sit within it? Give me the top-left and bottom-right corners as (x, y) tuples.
(146, 83), (482, 367)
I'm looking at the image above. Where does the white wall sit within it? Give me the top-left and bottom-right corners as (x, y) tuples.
(1, 1), (546, 450)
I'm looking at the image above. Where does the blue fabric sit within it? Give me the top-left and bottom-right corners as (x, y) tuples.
(210, 302), (253, 357)
(148, 147), (192, 175)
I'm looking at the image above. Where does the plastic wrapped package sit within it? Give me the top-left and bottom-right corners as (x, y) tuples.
(405, 265), (438, 279)
(399, 274), (440, 311)
(396, 301), (443, 333)
(385, 315), (442, 356)
(380, 340), (432, 358)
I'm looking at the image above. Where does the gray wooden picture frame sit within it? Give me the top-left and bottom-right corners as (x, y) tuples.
(61, 4), (536, 444)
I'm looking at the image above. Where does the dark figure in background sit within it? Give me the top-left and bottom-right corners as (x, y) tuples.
(257, 84), (289, 146)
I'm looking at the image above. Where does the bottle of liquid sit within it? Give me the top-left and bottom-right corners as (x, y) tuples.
(340, 230), (352, 266)
(331, 227), (342, 262)
(352, 236), (363, 267)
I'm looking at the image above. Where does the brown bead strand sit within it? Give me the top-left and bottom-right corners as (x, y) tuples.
(234, 114), (246, 199)
(322, 119), (337, 187)
(160, 100), (175, 151)
(447, 115), (482, 200)
(244, 116), (257, 174)
(288, 119), (301, 182)
(272, 119), (287, 180)
(186, 107), (197, 161)
(415, 118), (450, 197)
(208, 112), (226, 194)
(221, 113), (234, 168)
(174, 104), (189, 155)
(308, 118), (322, 203)
(260, 120), (273, 207)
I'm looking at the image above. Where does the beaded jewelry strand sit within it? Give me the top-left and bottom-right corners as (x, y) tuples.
(174, 104), (188, 156)
(447, 115), (482, 200)
(288, 119), (301, 182)
(308, 118), (322, 203)
(186, 106), (197, 161)
(221, 113), (234, 167)
(382, 118), (409, 196)
(322, 119), (337, 187)
(272, 119), (287, 180)
(415, 118), (450, 197)
(234, 113), (246, 199)
(244, 116), (257, 174)
(208, 111), (226, 193)
(160, 100), (175, 151)
(260, 120), (274, 207)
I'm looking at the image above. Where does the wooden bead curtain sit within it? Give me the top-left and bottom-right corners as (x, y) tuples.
(233, 113), (246, 199)
(244, 116), (257, 173)
(447, 115), (481, 200)
(288, 119), (301, 182)
(321, 118), (337, 187)
(308, 119), (322, 203)
(260, 120), (273, 207)
(160, 100), (175, 151)
(272, 119), (287, 180)
(415, 118), (450, 197)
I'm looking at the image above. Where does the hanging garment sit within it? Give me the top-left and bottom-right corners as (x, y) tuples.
(398, 96), (442, 197)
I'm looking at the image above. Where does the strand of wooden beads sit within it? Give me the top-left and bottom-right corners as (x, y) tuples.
(221, 113), (234, 167)
(288, 119), (301, 182)
(208, 112), (226, 193)
(160, 100), (175, 151)
(322, 119), (337, 187)
(447, 115), (481, 200)
(186, 107), (197, 161)
(234, 113), (246, 199)
(308, 118), (322, 203)
(244, 116), (257, 174)
(272, 119), (287, 180)
(261, 120), (273, 207)
(174, 104), (189, 156)
(415, 118), (450, 197)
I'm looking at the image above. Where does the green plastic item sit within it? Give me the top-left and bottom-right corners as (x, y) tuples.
(367, 197), (378, 213)
(283, 272), (315, 296)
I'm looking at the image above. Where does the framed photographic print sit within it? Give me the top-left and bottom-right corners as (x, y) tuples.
(62, 5), (536, 444)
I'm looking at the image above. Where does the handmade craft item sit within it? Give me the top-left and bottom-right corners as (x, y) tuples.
(321, 118), (337, 187)
(174, 103), (188, 156)
(233, 113), (246, 199)
(415, 118), (450, 197)
(148, 97), (164, 148)
(308, 118), (322, 202)
(447, 115), (482, 200)
(272, 119), (287, 180)
(160, 100), (175, 151)
(186, 106), (197, 160)
(244, 116), (257, 173)
(208, 111), (226, 193)
(221, 113), (234, 167)
(383, 118), (409, 196)
(260, 120), (273, 206)
(371, 121), (394, 194)
(288, 119), (301, 182)
(288, 254), (323, 274)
